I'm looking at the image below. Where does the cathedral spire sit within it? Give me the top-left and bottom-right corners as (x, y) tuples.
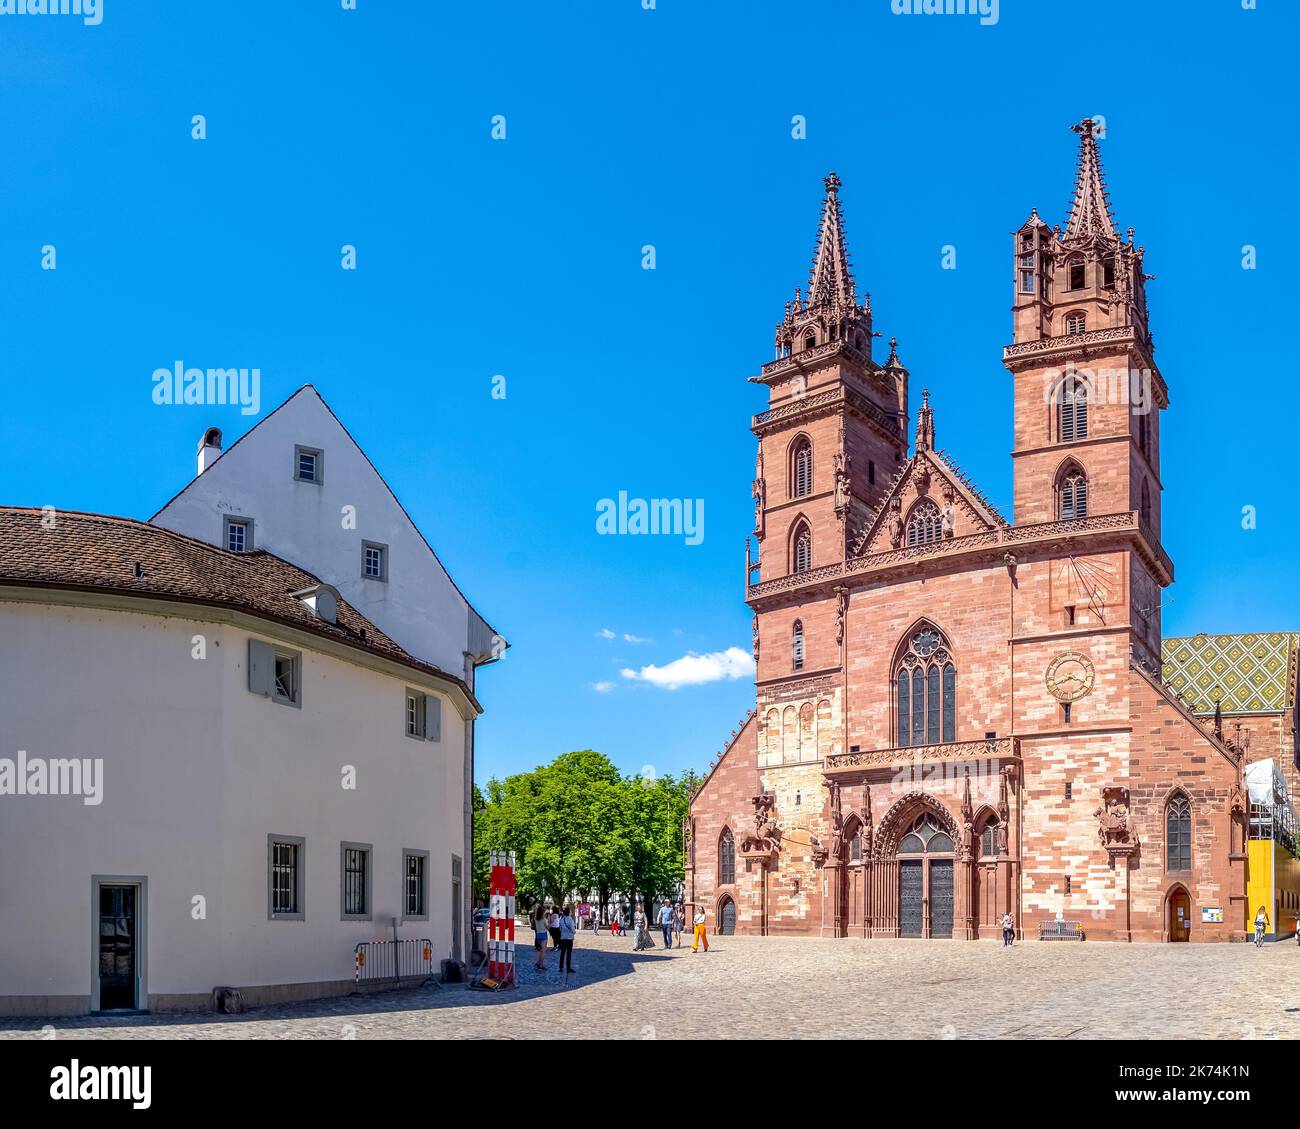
(1062, 118), (1118, 245)
(807, 172), (857, 309)
(915, 389), (934, 452)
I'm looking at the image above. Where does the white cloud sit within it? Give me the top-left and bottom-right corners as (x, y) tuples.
(592, 681), (615, 693)
(622, 633), (652, 644)
(619, 647), (755, 690)
(595, 628), (616, 639)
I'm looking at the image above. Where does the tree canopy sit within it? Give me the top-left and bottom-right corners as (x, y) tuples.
(472, 750), (697, 917)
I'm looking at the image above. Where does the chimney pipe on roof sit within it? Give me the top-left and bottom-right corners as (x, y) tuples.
(197, 428), (223, 475)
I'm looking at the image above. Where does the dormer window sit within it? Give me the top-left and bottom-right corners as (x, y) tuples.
(292, 583), (340, 625)
(295, 446), (323, 484)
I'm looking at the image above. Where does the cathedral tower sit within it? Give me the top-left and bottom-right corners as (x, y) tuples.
(1003, 119), (1170, 661)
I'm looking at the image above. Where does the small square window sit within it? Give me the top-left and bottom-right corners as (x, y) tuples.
(273, 651), (300, 705)
(224, 516), (252, 553)
(362, 541), (388, 581)
(294, 446), (323, 484)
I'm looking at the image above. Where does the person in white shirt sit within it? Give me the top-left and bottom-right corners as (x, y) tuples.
(691, 908), (709, 953)
(557, 905), (577, 974)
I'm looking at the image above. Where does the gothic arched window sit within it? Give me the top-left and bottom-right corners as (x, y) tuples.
(719, 827), (735, 886)
(895, 625), (956, 747)
(803, 333), (816, 353)
(1059, 379), (1089, 441)
(1065, 312), (1086, 335)
(849, 829), (862, 861)
(1166, 793), (1191, 872)
(981, 817), (1002, 858)
(905, 500), (943, 547)
(1059, 465), (1088, 520)
(791, 438), (813, 498)
(1067, 256), (1085, 290)
(792, 523), (812, 574)
(792, 620), (804, 672)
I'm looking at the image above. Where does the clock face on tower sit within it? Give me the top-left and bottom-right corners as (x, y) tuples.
(1045, 651), (1095, 702)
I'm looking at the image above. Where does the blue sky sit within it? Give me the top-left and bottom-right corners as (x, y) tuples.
(1, 1), (1295, 785)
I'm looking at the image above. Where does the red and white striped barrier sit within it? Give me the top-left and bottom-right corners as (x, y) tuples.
(488, 849), (516, 986)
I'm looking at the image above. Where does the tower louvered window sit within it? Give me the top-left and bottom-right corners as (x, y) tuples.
(1060, 381), (1089, 441)
(905, 500), (942, 547)
(1060, 469), (1088, 520)
(792, 525), (812, 574)
(792, 439), (813, 498)
(792, 620), (804, 671)
(1065, 312), (1086, 335)
(895, 626), (956, 747)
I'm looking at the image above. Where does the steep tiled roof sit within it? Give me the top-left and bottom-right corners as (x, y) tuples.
(1162, 632), (1300, 715)
(0, 506), (479, 706)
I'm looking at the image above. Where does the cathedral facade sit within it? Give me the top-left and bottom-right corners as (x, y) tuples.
(686, 121), (1298, 943)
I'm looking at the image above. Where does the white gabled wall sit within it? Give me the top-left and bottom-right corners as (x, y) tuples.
(152, 388), (485, 677)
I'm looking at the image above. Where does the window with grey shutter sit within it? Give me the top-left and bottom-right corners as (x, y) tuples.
(425, 694), (442, 742)
(248, 638), (275, 696)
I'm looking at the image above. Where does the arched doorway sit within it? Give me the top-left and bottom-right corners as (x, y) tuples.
(1167, 887), (1190, 942)
(897, 813), (955, 938)
(718, 895), (736, 936)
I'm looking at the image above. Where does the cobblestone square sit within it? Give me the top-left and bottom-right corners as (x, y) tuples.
(3, 933), (1298, 1041)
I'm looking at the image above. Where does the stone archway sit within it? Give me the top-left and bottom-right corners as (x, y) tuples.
(871, 793), (965, 939)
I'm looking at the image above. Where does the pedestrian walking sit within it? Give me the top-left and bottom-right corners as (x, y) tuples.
(533, 906), (549, 971)
(557, 904), (577, 975)
(658, 900), (674, 950)
(634, 904), (654, 951)
(548, 906), (562, 950)
(1254, 905), (1269, 947)
(1000, 910), (1014, 947)
(673, 903), (684, 948)
(691, 907), (709, 953)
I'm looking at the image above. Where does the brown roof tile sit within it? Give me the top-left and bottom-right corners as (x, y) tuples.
(0, 506), (479, 709)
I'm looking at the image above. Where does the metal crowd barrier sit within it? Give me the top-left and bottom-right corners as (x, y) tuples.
(1038, 919), (1084, 940)
(352, 938), (437, 986)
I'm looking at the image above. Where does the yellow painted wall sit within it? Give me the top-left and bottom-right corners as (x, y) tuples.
(1245, 840), (1300, 936)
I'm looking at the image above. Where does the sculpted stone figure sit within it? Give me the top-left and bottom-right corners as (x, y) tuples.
(886, 496), (904, 548)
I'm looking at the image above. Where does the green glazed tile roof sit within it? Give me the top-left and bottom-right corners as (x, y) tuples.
(1162, 632), (1300, 715)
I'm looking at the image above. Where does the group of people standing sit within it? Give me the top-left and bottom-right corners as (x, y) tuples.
(630, 902), (710, 954)
(532, 905), (577, 973)
(531, 900), (715, 974)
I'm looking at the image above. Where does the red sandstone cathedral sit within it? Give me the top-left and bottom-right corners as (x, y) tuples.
(686, 120), (1300, 944)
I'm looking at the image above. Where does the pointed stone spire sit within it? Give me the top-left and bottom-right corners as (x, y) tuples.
(807, 172), (857, 310)
(914, 388), (934, 452)
(1063, 118), (1118, 245)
